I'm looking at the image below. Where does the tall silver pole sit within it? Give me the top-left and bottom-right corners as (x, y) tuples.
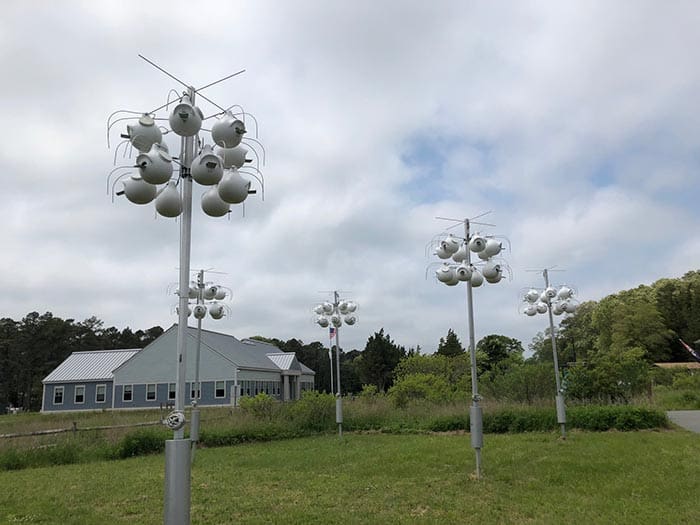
(543, 269), (567, 438)
(334, 291), (343, 438)
(465, 219), (483, 479)
(165, 87), (195, 525)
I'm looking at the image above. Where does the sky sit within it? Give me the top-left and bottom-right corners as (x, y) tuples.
(1, 0), (699, 356)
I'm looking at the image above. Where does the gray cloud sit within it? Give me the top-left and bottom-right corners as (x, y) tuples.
(1, 1), (699, 355)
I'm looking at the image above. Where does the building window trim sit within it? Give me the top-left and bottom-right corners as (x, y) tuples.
(53, 386), (64, 405)
(215, 380), (225, 398)
(146, 383), (157, 401)
(74, 385), (85, 404)
(123, 384), (133, 402)
(95, 384), (106, 404)
(190, 382), (201, 400)
(168, 383), (176, 401)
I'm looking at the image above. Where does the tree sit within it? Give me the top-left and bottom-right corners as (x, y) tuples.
(354, 329), (406, 392)
(394, 353), (470, 389)
(527, 330), (553, 363)
(0, 318), (19, 410)
(479, 363), (555, 404)
(557, 300), (597, 363)
(0, 312), (164, 411)
(290, 339), (334, 394)
(475, 334), (523, 373)
(565, 347), (650, 403)
(436, 329), (465, 357)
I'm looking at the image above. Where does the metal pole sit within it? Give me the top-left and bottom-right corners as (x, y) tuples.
(165, 87), (194, 525)
(465, 219), (483, 479)
(329, 330), (335, 394)
(543, 269), (567, 438)
(190, 270), (204, 459)
(334, 291), (343, 438)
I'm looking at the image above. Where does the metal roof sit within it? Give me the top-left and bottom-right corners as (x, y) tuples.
(266, 353), (299, 371)
(193, 330), (286, 370)
(43, 349), (140, 383)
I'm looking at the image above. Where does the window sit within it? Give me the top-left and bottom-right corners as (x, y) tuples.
(146, 384), (156, 401)
(190, 382), (200, 400)
(95, 384), (106, 403)
(123, 385), (133, 402)
(74, 385), (85, 404)
(53, 386), (64, 405)
(215, 381), (225, 398)
(168, 383), (176, 401)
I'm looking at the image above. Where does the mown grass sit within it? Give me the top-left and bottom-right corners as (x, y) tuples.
(1, 430), (699, 524)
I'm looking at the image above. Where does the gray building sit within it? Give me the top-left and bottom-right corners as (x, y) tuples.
(41, 325), (315, 413)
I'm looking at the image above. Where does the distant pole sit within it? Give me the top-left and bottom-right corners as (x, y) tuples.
(190, 269), (204, 461)
(334, 291), (343, 438)
(312, 291), (358, 439)
(329, 330), (335, 394)
(543, 269), (567, 438)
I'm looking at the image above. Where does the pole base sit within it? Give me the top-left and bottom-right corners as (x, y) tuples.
(164, 438), (191, 525)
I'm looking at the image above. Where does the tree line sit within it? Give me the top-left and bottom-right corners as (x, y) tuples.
(3, 271), (698, 412)
(386, 270), (700, 406)
(0, 312), (163, 411)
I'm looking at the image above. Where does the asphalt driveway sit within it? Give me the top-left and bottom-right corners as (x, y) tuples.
(667, 410), (700, 433)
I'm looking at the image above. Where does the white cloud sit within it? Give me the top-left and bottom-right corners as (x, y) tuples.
(0, 0), (698, 357)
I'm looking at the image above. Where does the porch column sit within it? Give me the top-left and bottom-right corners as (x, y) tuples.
(283, 374), (290, 401)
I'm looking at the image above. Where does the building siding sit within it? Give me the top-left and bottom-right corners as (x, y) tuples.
(42, 381), (113, 412)
(41, 325), (316, 412)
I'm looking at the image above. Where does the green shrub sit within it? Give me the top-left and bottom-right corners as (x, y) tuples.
(44, 443), (80, 465)
(287, 391), (335, 432)
(568, 406), (667, 431)
(117, 429), (167, 458)
(0, 443), (82, 471)
(426, 414), (468, 432)
(0, 448), (26, 471)
(482, 408), (556, 433)
(672, 372), (700, 390)
(358, 384), (380, 399)
(388, 373), (454, 408)
(239, 393), (276, 421)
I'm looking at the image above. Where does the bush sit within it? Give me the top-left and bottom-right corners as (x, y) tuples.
(200, 423), (301, 447)
(0, 443), (81, 471)
(426, 414), (468, 432)
(358, 384), (380, 399)
(240, 393), (276, 421)
(568, 406), (668, 431)
(482, 408), (556, 433)
(388, 373), (454, 408)
(672, 371), (700, 390)
(0, 448), (26, 471)
(287, 391), (335, 432)
(117, 429), (167, 458)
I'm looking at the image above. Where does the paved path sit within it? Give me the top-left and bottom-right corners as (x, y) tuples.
(667, 410), (700, 433)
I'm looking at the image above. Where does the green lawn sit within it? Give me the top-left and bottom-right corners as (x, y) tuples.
(1, 431), (699, 524)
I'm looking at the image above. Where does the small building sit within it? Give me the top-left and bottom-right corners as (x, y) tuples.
(41, 325), (315, 412)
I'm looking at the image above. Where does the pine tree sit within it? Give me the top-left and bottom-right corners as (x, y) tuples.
(437, 329), (465, 357)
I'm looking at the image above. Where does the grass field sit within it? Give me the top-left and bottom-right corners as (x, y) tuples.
(1, 430), (699, 524)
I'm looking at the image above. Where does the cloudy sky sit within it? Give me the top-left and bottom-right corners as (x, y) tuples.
(1, 1), (699, 355)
